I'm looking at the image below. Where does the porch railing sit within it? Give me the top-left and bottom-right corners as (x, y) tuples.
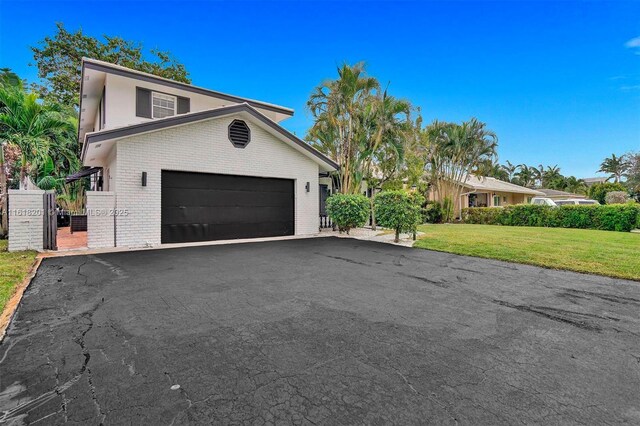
(319, 214), (334, 229)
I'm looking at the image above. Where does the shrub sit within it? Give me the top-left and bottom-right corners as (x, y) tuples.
(325, 193), (370, 234)
(588, 182), (626, 204)
(460, 204), (640, 232)
(375, 191), (424, 242)
(423, 201), (444, 224)
(461, 207), (504, 225)
(605, 191), (630, 205)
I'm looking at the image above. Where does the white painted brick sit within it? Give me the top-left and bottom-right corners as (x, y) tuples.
(111, 114), (320, 248)
(87, 191), (116, 248)
(8, 190), (44, 251)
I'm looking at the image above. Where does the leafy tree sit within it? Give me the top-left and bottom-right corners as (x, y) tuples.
(31, 23), (190, 106)
(588, 182), (627, 204)
(374, 191), (424, 242)
(325, 193), (370, 234)
(598, 153), (629, 183)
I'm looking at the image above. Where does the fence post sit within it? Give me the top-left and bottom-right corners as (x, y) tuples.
(8, 189), (45, 252)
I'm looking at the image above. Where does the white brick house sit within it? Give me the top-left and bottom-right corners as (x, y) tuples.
(75, 59), (337, 248)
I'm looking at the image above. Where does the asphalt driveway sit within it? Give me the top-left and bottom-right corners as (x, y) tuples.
(1, 237), (639, 424)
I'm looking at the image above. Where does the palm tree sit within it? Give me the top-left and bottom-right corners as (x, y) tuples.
(564, 176), (587, 194)
(501, 160), (518, 183)
(426, 118), (498, 221)
(0, 86), (75, 189)
(598, 154), (628, 183)
(542, 165), (562, 188)
(306, 62), (380, 194)
(515, 164), (535, 188)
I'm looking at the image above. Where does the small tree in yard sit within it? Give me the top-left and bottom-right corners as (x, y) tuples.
(325, 193), (370, 234)
(375, 191), (425, 243)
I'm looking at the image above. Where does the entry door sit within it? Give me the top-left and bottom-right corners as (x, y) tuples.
(161, 171), (294, 243)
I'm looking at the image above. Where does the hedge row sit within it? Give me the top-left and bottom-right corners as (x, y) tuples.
(461, 204), (640, 232)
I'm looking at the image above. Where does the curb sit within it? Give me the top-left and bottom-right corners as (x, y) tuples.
(0, 256), (43, 342)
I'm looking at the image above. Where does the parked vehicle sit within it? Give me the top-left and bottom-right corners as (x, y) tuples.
(530, 197), (558, 207)
(555, 199), (600, 206)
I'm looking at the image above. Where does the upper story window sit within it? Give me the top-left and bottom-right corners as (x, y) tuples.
(152, 92), (176, 118)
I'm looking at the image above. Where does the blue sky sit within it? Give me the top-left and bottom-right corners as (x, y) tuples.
(1, 0), (639, 178)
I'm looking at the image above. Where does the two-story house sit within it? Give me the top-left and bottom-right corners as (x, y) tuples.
(75, 58), (338, 248)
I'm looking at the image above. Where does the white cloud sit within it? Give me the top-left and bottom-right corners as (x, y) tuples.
(625, 36), (640, 55)
(625, 36), (640, 48)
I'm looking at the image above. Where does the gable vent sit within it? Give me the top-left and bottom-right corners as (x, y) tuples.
(228, 120), (251, 148)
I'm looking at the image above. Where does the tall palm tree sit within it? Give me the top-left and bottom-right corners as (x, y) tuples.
(564, 176), (587, 194)
(0, 86), (75, 189)
(501, 160), (518, 183)
(426, 118), (497, 221)
(542, 165), (562, 188)
(515, 164), (535, 188)
(306, 62), (380, 194)
(598, 154), (628, 183)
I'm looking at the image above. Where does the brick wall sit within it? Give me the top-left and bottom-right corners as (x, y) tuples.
(8, 190), (44, 251)
(87, 191), (116, 248)
(113, 114), (320, 248)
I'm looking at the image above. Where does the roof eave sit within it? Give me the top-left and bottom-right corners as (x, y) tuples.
(82, 103), (338, 171)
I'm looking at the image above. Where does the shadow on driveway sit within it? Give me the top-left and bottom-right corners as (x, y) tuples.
(1, 237), (639, 424)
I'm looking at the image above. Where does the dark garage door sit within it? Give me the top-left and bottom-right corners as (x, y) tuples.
(161, 171), (294, 243)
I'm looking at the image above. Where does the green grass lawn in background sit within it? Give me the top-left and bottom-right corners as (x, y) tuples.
(414, 224), (640, 280)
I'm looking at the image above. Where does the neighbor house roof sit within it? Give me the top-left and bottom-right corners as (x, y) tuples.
(462, 176), (544, 196)
(82, 103), (339, 171)
(582, 177), (608, 185)
(537, 188), (584, 199)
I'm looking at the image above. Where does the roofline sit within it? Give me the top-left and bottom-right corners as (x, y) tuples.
(81, 58), (295, 116)
(463, 177), (545, 195)
(82, 103), (338, 170)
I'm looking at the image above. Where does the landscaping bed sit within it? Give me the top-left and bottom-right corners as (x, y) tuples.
(414, 224), (640, 280)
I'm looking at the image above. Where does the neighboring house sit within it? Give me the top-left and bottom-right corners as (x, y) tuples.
(73, 58), (338, 248)
(429, 176), (544, 217)
(537, 188), (585, 200)
(582, 177), (608, 186)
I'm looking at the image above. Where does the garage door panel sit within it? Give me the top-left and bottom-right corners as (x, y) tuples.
(162, 188), (292, 208)
(162, 206), (293, 225)
(161, 171), (294, 243)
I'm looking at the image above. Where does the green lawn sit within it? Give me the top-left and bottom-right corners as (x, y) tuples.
(0, 240), (37, 314)
(414, 224), (640, 281)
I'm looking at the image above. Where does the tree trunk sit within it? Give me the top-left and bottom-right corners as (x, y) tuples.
(394, 228), (400, 243)
(19, 154), (28, 190)
(370, 197), (376, 231)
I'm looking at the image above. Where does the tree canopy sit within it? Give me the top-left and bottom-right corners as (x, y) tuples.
(31, 22), (190, 107)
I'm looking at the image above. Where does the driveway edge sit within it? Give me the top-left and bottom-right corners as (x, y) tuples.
(0, 256), (43, 342)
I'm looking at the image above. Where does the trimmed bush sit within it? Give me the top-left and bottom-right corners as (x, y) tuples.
(423, 201), (444, 224)
(461, 204), (640, 232)
(375, 191), (424, 242)
(325, 193), (370, 234)
(461, 207), (505, 225)
(605, 191), (630, 205)
(588, 182), (626, 204)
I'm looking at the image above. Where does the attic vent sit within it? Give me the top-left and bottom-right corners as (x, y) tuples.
(228, 120), (251, 148)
